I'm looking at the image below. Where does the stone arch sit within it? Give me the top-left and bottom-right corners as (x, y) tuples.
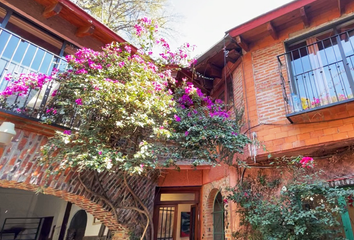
(0, 128), (158, 239)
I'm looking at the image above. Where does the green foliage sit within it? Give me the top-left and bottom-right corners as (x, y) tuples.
(37, 20), (250, 175)
(228, 165), (354, 240)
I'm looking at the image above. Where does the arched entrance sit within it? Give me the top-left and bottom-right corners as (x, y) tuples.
(212, 192), (224, 240)
(0, 187), (110, 240)
(66, 210), (87, 240)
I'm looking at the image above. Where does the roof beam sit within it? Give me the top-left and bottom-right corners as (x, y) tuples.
(42, 2), (63, 19)
(227, 49), (240, 63)
(267, 21), (278, 40)
(338, 0), (345, 16)
(235, 35), (249, 52)
(76, 24), (95, 37)
(300, 6), (310, 27)
(207, 63), (222, 78)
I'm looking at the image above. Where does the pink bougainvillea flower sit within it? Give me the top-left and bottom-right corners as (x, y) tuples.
(185, 131), (189, 136)
(299, 156), (314, 168)
(174, 115), (181, 122)
(75, 99), (83, 105)
(223, 198), (228, 204)
(51, 89), (58, 97)
(63, 130), (71, 135)
(98, 151), (102, 155)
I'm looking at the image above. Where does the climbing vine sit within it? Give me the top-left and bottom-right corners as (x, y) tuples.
(228, 156), (354, 240)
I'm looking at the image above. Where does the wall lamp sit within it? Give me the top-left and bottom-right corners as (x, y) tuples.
(0, 122), (16, 146)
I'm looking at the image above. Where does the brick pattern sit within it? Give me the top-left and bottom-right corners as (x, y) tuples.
(201, 177), (232, 240)
(0, 128), (159, 237)
(252, 42), (286, 123)
(232, 64), (244, 110)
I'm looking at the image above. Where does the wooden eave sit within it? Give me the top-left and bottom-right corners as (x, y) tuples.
(195, 38), (241, 81)
(226, 0), (352, 51)
(33, 0), (137, 51)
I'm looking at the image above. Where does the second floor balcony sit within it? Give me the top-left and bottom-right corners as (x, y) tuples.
(0, 26), (73, 127)
(278, 20), (354, 123)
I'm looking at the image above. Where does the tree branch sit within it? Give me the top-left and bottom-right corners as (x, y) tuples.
(123, 172), (154, 240)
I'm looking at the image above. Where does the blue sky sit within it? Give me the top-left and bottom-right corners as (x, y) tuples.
(168, 0), (294, 55)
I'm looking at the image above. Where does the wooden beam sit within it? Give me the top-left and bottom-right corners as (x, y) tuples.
(207, 63), (222, 78)
(338, 0), (345, 16)
(300, 7), (309, 27)
(76, 25), (95, 37)
(267, 21), (278, 40)
(235, 35), (249, 52)
(42, 2), (63, 19)
(227, 49), (240, 63)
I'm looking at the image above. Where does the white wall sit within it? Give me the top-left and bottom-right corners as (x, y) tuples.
(0, 188), (104, 239)
(0, 187), (39, 228)
(33, 194), (68, 240)
(176, 204), (192, 240)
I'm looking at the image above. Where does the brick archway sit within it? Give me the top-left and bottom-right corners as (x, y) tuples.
(0, 127), (158, 239)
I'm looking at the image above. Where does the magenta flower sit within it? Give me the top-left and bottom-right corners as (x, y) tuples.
(185, 131), (189, 136)
(63, 130), (71, 135)
(174, 115), (181, 122)
(118, 61), (125, 68)
(98, 151), (102, 155)
(51, 90), (58, 97)
(299, 156), (314, 168)
(75, 99), (83, 105)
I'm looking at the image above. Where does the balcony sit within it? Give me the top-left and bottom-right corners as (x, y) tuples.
(277, 26), (354, 123)
(0, 27), (75, 128)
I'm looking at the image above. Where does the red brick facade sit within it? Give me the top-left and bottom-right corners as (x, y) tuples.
(0, 124), (159, 238)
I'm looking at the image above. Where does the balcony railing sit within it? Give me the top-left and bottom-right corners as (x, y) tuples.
(277, 28), (354, 115)
(0, 27), (79, 128)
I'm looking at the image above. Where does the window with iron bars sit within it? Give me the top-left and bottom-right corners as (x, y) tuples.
(277, 18), (354, 114)
(0, 3), (78, 126)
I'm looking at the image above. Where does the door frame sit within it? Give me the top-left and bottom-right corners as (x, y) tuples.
(154, 186), (201, 240)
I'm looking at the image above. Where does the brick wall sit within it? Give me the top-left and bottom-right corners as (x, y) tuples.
(252, 42), (286, 124)
(232, 64), (244, 110)
(0, 127), (159, 237)
(228, 3), (354, 159)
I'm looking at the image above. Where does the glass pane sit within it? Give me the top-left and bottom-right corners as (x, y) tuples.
(160, 193), (195, 201)
(288, 31), (353, 112)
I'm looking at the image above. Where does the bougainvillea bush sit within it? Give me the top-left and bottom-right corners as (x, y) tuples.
(0, 18), (250, 174)
(228, 156), (354, 240)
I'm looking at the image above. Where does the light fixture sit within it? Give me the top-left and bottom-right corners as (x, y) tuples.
(0, 122), (16, 146)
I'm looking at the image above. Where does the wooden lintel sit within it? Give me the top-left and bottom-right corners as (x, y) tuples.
(235, 35), (249, 52)
(76, 25), (95, 37)
(300, 7), (309, 27)
(207, 63), (222, 78)
(338, 0), (345, 16)
(42, 2), (63, 19)
(267, 22), (278, 40)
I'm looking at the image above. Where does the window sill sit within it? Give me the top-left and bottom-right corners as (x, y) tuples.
(286, 98), (354, 123)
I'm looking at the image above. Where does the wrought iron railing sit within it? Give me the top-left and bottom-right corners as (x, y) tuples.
(277, 28), (354, 115)
(0, 27), (77, 128)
